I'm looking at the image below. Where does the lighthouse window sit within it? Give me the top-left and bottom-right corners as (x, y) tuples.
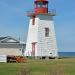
(45, 28), (49, 37)
(32, 16), (35, 25)
(42, 5), (46, 7)
(37, 4), (40, 7)
(36, 2), (48, 8)
(37, 3), (43, 7)
(42, 4), (47, 8)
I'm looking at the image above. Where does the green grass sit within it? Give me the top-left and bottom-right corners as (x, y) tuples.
(0, 58), (75, 75)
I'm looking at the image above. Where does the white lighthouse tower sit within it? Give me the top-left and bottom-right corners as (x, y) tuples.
(25, 0), (58, 58)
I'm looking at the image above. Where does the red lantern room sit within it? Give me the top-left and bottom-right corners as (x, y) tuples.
(34, 0), (48, 14)
(27, 0), (56, 17)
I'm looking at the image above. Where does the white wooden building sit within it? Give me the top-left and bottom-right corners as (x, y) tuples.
(0, 36), (25, 56)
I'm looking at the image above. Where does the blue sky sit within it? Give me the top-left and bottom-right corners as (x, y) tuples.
(0, 0), (75, 52)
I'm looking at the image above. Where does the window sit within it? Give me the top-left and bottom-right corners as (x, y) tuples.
(37, 4), (41, 7)
(37, 3), (42, 7)
(42, 4), (48, 8)
(32, 16), (35, 25)
(45, 28), (49, 37)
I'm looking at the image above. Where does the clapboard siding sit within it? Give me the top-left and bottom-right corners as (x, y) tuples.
(0, 43), (24, 48)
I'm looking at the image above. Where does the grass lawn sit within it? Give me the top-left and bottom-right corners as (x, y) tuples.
(0, 58), (75, 75)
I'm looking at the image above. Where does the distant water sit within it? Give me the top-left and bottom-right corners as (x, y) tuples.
(58, 52), (75, 57)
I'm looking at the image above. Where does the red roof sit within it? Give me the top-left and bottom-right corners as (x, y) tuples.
(35, 0), (48, 3)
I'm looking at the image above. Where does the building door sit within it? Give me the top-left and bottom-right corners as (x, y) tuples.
(32, 42), (36, 57)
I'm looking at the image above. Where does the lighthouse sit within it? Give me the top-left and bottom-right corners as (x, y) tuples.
(25, 0), (58, 58)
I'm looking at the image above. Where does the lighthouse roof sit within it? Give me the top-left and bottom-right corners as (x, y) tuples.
(35, 0), (48, 3)
(35, 0), (48, 1)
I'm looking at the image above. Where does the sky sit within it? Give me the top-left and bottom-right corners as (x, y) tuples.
(0, 0), (75, 52)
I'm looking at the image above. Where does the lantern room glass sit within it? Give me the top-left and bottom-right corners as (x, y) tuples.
(35, 2), (48, 8)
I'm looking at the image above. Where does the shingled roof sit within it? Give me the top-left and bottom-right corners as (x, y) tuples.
(0, 36), (19, 43)
(0, 37), (7, 41)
